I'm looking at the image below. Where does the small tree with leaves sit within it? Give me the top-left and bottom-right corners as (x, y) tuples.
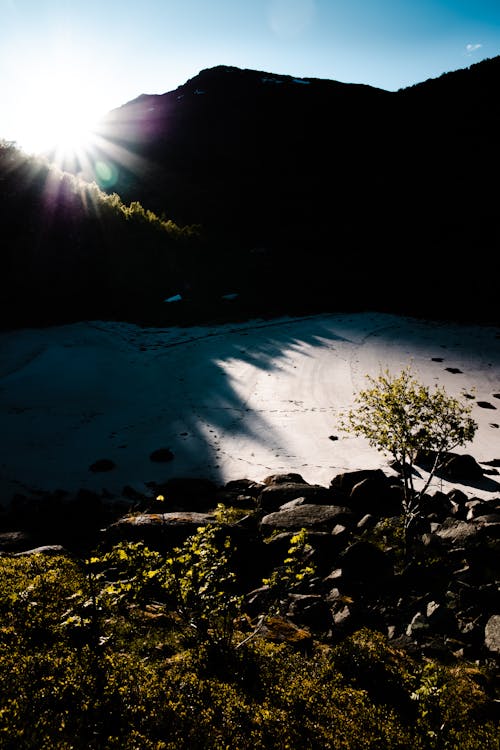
(341, 367), (477, 551)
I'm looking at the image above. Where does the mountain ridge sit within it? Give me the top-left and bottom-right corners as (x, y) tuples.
(85, 57), (499, 322)
(2, 56), (500, 327)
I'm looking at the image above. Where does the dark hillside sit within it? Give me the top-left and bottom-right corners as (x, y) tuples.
(87, 61), (500, 324)
(0, 142), (199, 327)
(90, 66), (399, 316)
(4, 58), (500, 328)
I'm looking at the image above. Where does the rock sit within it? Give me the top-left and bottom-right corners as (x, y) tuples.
(331, 604), (356, 637)
(216, 478), (263, 509)
(406, 612), (429, 640)
(324, 585), (342, 604)
(476, 514), (500, 540)
(357, 514), (378, 531)
(279, 497), (309, 511)
(224, 478), (264, 494)
(348, 477), (401, 517)
(222, 478), (264, 498)
(419, 532), (444, 552)
(465, 499), (487, 520)
(263, 473), (308, 486)
(425, 600), (457, 634)
(14, 545), (68, 557)
(330, 469), (388, 495)
(447, 489), (468, 519)
(423, 491), (453, 522)
(484, 615), (500, 656)
(103, 511), (216, 547)
(257, 482), (334, 512)
(442, 453), (484, 481)
(416, 451), (483, 481)
(435, 518), (482, 547)
(0, 531), (34, 552)
(330, 524), (350, 547)
(322, 568), (344, 590)
(260, 505), (354, 534)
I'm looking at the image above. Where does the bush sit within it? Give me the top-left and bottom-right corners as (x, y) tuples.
(0, 549), (497, 748)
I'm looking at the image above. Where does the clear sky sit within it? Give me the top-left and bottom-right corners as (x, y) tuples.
(2, 0), (500, 153)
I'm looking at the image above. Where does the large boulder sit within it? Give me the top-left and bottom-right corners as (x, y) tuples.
(218, 478), (264, 508)
(13, 545), (68, 558)
(434, 518), (483, 547)
(416, 451), (483, 481)
(260, 505), (354, 534)
(330, 469), (389, 496)
(103, 511), (216, 547)
(262, 473), (308, 485)
(257, 482), (335, 512)
(0, 531), (34, 553)
(441, 453), (484, 481)
(348, 477), (402, 517)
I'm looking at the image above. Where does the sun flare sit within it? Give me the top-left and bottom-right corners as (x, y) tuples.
(13, 53), (107, 163)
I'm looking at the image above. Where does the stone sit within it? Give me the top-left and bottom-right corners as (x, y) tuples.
(349, 477), (401, 517)
(260, 505), (354, 533)
(104, 511), (216, 547)
(257, 482), (334, 512)
(442, 453), (484, 481)
(149, 448), (174, 462)
(222, 478), (264, 497)
(263, 473), (308, 486)
(406, 612), (429, 639)
(330, 469), (388, 495)
(0, 531), (34, 552)
(435, 518), (482, 547)
(484, 615), (500, 655)
(14, 545), (68, 557)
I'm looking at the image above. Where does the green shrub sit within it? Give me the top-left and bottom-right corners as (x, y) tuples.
(0, 549), (497, 749)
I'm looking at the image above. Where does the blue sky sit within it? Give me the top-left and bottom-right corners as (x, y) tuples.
(2, 0), (500, 151)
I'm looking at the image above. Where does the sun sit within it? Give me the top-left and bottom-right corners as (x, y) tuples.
(21, 80), (101, 161)
(13, 54), (107, 163)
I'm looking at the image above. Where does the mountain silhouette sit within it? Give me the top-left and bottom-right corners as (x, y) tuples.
(87, 60), (499, 323)
(3, 59), (500, 327)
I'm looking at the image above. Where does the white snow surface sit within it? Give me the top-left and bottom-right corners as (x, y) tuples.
(1, 311), (499, 501)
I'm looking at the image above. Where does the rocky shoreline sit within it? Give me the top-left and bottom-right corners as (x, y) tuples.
(1, 453), (499, 674)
